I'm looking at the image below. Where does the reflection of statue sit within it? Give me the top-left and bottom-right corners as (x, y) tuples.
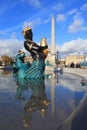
(13, 27), (48, 79)
(1, 70), (11, 76)
(15, 78), (29, 101)
(15, 78), (50, 128)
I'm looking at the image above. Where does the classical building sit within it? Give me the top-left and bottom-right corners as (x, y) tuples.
(65, 55), (87, 66)
(58, 58), (66, 66)
(24, 56), (33, 64)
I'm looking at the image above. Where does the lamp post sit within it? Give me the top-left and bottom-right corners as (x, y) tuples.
(56, 51), (59, 68)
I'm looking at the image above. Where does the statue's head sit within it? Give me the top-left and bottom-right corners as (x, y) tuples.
(22, 27), (33, 40)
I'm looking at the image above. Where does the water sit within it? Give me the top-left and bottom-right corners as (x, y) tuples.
(0, 69), (87, 130)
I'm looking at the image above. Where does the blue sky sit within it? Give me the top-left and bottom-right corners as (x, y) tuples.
(0, 0), (87, 57)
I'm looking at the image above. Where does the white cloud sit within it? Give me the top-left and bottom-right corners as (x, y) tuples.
(0, 38), (87, 58)
(29, 0), (41, 8)
(22, 0), (41, 8)
(56, 9), (78, 23)
(43, 18), (51, 24)
(58, 38), (87, 56)
(10, 32), (17, 39)
(23, 18), (41, 29)
(73, 12), (81, 19)
(80, 3), (87, 11)
(68, 9), (78, 15)
(56, 14), (65, 22)
(59, 74), (84, 92)
(68, 9), (87, 33)
(53, 3), (64, 11)
(68, 17), (87, 33)
(0, 39), (24, 56)
(23, 16), (52, 29)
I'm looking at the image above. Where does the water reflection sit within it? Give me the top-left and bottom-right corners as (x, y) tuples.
(0, 70), (87, 130)
(15, 78), (50, 128)
(0, 69), (12, 76)
(57, 92), (87, 130)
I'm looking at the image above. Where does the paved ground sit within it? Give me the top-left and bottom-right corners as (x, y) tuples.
(63, 67), (87, 79)
(45, 66), (87, 80)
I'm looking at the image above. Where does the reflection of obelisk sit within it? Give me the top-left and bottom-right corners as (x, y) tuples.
(51, 78), (55, 116)
(50, 16), (56, 66)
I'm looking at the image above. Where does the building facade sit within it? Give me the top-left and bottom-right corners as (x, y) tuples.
(65, 55), (87, 66)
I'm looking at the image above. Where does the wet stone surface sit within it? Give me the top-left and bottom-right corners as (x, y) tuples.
(0, 69), (87, 130)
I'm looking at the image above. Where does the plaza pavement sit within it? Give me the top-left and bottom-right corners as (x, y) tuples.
(63, 67), (87, 80)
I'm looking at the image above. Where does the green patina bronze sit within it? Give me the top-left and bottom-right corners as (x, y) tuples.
(13, 27), (48, 79)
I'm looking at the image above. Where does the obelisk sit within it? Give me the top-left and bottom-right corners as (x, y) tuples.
(50, 16), (56, 66)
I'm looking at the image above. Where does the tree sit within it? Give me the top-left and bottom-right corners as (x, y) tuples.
(1, 55), (14, 65)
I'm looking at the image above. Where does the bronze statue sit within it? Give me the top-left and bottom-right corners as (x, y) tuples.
(22, 27), (48, 60)
(13, 27), (49, 79)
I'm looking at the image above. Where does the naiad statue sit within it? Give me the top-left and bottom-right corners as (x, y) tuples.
(13, 27), (48, 79)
